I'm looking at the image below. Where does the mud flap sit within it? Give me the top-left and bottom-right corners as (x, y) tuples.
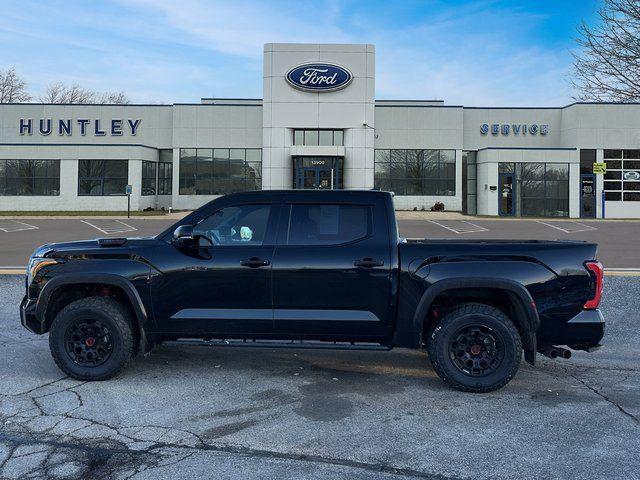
(524, 335), (536, 365)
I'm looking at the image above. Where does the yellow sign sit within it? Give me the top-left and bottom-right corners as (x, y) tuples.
(593, 162), (607, 174)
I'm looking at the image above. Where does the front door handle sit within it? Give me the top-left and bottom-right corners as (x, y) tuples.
(240, 257), (270, 268)
(354, 257), (384, 268)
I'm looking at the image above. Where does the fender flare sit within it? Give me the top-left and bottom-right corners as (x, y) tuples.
(36, 273), (148, 335)
(413, 277), (540, 365)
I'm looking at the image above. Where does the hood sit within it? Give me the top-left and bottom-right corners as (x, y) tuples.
(32, 237), (165, 259)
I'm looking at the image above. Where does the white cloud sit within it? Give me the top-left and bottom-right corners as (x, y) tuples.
(0, 0), (579, 105)
(115, 0), (353, 58)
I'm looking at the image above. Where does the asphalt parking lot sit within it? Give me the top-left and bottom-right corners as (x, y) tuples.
(0, 275), (638, 480)
(0, 216), (638, 269)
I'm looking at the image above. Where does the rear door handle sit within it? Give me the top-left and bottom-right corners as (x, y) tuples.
(240, 257), (270, 268)
(353, 257), (384, 268)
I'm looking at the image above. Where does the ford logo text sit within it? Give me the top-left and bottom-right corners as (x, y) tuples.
(285, 63), (353, 92)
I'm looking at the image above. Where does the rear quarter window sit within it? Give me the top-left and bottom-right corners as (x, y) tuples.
(287, 204), (371, 246)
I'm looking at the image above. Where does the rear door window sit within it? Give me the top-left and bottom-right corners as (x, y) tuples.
(287, 204), (371, 246)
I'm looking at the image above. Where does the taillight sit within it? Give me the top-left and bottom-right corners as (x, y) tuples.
(584, 261), (604, 309)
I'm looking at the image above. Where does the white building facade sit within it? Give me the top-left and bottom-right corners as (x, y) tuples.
(1, 43), (640, 218)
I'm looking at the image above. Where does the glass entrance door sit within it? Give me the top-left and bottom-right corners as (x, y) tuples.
(498, 173), (515, 216)
(301, 168), (334, 189)
(293, 157), (343, 189)
(580, 174), (596, 218)
(317, 169), (332, 189)
(303, 169), (317, 188)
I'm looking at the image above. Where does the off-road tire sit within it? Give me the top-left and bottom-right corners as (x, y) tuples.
(49, 296), (135, 381)
(428, 303), (522, 393)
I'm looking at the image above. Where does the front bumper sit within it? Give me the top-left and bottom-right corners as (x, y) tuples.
(20, 295), (44, 334)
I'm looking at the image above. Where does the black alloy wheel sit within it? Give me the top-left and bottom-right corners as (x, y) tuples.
(448, 324), (505, 376)
(428, 303), (522, 393)
(49, 296), (136, 381)
(64, 319), (114, 367)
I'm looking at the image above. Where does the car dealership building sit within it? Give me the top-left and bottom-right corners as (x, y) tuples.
(1, 43), (640, 218)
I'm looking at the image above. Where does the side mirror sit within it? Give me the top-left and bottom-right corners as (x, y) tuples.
(172, 224), (196, 248)
(172, 225), (212, 249)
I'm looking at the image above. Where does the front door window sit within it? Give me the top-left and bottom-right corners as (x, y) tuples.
(194, 204), (271, 246)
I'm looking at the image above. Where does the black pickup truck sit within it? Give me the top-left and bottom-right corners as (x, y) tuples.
(20, 190), (605, 392)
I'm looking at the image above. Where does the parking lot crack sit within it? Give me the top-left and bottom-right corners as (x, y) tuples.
(570, 373), (639, 426)
(141, 440), (466, 479)
(10, 376), (69, 397)
(0, 431), (160, 479)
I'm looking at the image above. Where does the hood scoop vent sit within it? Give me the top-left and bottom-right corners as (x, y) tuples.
(98, 238), (128, 247)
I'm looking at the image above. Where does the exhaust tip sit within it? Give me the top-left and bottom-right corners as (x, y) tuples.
(539, 346), (572, 360)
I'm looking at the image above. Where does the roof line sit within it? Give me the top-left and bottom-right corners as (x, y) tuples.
(201, 97), (263, 101)
(375, 99), (444, 103)
(0, 103), (171, 107)
(1, 101), (639, 108)
(476, 147), (577, 151)
(174, 103), (262, 107)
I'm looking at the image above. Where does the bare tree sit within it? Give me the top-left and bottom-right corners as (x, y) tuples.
(572, 0), (640, 101)
(40, 83), (95, 104)
(97, 90), (131, 104)
(40, 82), (131, 104)
(0, 67), (32, 103)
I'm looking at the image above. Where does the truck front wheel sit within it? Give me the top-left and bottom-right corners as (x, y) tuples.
(49, 296), (136, 381)
(427, 303), (522, 393)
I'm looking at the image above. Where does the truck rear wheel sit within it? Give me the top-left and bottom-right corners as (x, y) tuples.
(49, 297), (135, 381)
(427, 303), (522, 393)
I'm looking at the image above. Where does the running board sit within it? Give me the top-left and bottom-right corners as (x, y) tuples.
(169, 338), (392, 351)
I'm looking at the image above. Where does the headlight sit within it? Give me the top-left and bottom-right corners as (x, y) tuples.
(27, 257), (58, 285)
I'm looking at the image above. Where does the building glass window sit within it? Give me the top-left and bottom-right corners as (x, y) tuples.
(304, 130), (319, 146)
(158, 149), (173, 195)
(499, 162), (569, 217)
(158, 164), (172, 195)
(179, 148), (262, 195)
(580, 149), (596, 175)
(0, 160), (60, 196)
(462, 151), (477, 215)
(293, 130), (344, 146)
(374, 149), (456, 196)
(78, 160), (128, 196)
(318, 130), (333, 145)
(603, 150), (640, 201)
(141, 161), (157, 196)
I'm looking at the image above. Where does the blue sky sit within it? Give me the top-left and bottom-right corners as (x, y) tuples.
(0, 0), (600, 105)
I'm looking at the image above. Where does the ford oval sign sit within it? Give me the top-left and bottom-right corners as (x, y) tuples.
(285, 63), (353, 92)
(624, 171), (640, 181)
